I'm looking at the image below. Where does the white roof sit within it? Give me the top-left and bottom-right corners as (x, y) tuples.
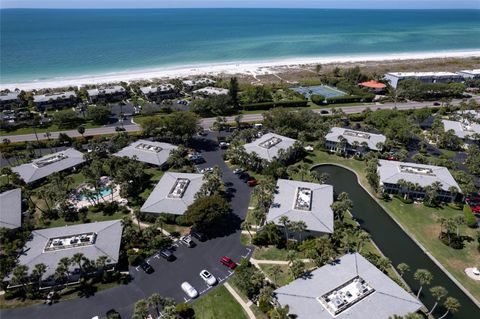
(442, 119), (480, 139)
(193, 87), (229, 96)
(13, 220), (123, 279)
(385, 71), (460, 78)
(267, 179), (334, 233)
(182, 78), (215, 87)
(275, 253), (423, 319)
(87, 86), (125, 96)
(113, 140), (178, 166)
(0, 91), (20, 102)
(378, 159), (461, 192)
(458, 69), (480, 75)
(140, 172), (204, 215)
(325, 127), (386, 150)
(244, 133), (297, 161)
(33, 91), (76, 103)
(0, 188), (22, 229)
(140, 84), (174, 95)
(11, 148), (86, 183)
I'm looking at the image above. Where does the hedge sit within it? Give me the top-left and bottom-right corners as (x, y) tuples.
(325, 95), (362, 104)
(242, 100), (308, 111)
(464, 204), (478, 228)
(311, 94), (326, 105)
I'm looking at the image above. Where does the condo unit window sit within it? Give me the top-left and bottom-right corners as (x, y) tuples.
(259, 137), (282, 149)
(44, 232), (97, 252)
(167, 178), (190, 198)
(135, 143), (163, 153)
(318, 276), (375, 316)
(344, 130), (371, 140)
(294, 187), (312, 211)
(399, 165), (435, 176)
(33, 153), (68, 168)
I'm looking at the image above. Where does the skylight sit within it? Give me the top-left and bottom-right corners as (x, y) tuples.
(318, 276), (375, 316)
(344, 130), (371, 140)
(44, 232), (97, 252)
(259, 136), (282, 149)
(167, 178), (190, 198)
(399, 165), (435, 176)
(33, 153), (68, 168)
(135, 143), (163, 153)
(294, 187), (312, 211)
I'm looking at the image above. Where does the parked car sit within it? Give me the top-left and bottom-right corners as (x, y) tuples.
(139, 261), (154, 274)
(433, 102), (441, 106)
(200, 270), (217, 286)
(233, 168), (244, 175)
(115, 126), (126, 132)
(220, 256), (237, 269)
(160, 248), (176, 261)
(45, 291), (55, 305)
(219, 142), (229, 149)
(320, 110), (329, 114)
(239, 172), (251, 181)
(247, 179), (258, 187)
(180, 235), (196, 248)
(181, 282), (199, 299)
(190, 229), (207, 242)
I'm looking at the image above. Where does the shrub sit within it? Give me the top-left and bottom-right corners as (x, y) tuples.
(310, 94), (326, 105)
(464, 205), (478, 228)
(242, 100), (308, 111)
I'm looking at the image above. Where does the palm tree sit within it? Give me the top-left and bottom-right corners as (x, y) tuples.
(31, 263), (47, 289)
(279, 215), (290, 244)
(413, 269), (433, 298)
(147, 293), (164, 317)
(241, 220), (253, 237)
(270, 264), (282, 285)
(11, 265), (29, 293)
(132, 299), (149, 319)
(292, 220), (308, 241)
(428, 286), (448, 315)
(438, 297), (460, 319)
(133, 209), (143, 234)
(396, 263), (410, 278)
(58, 257), (72, 282)
(71, 252), (86, 277)
(234, 114), (243, 128)
(269, 305), (290, 319)
(357, 231), (371, 253)
(96, 256), (109, 273)
(77, 125), (86, 138)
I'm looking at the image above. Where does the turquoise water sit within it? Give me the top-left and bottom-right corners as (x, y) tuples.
(1, 9), (479, 83)
(80, 188), (113, 201)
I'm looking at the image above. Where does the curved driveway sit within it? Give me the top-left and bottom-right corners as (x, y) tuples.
(2, 133), (252, 319)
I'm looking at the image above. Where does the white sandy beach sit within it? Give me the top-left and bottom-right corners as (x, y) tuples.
(2, 50), (480, 91)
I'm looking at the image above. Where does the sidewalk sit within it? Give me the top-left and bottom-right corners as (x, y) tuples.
(224, 282), (256, 319)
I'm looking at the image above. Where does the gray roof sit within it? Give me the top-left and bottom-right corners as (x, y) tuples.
(140, 84), (174, 95)
(0, 188), (22, 229)
(244, 133), (297, 161)
(0, 91), (20, 102)
(267, 179), (334, 234)
(275, 253), (423, 319)
(140, 172), (204, 215)
(442, 119), (480, 139)
(113, 140), (178, 166)
(11, 148), (86, 183)
(378, 159), (461, 192)
(87, 86), (125, 97)
(325, 127), (386, 151)
(193, 87), (229, 96)
(15, 220), (123, 279)
(33, 91), (76, 103)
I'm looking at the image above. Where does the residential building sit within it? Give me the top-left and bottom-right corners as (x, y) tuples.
(325, 127), (386, 153)
(140, 172), (204, 215)
(267, 179), (334, 236)
(243, 133), (298, 161)
(33, 91), (77, 110)
(457, 69), (480, 80)
(442, 119), (480, 140)
(358, 80), (386, 94)
(192, 87), (229, 97)
(384, 72), (463, 88)
(377, 159), (461, 202)
(11, 148), (86, 184)
(113, 140), (178, 167)
(0, 91), (21, 110)
(87, 86), (127, 103)
(274, 253), (423, 319)
(0, 188), (22, 229)
(182, 78), (215, 91)
(140, 84), (178, 101)
(8, 220), (123, 287)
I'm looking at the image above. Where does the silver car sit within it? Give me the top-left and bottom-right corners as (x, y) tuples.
(181, 282), (198, 299)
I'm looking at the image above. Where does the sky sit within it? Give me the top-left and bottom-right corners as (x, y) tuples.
(2, 0), (479, 9)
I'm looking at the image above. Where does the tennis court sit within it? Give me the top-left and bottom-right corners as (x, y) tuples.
(292, 85), (347, 98)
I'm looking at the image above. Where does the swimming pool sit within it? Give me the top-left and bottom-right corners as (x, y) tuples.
(80, 188), (113, 201)
(292, 85), (347, 98)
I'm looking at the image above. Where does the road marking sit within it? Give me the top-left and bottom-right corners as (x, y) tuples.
(228, 270), (234, 275)
(218, 277), (224, 282)
(147, 259), (151, 263)
(184, 297), (190, 302)
(154, 254), (160, 259)
(135, 266), (140, 271)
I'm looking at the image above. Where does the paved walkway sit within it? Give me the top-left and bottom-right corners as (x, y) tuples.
(250, 258), (311, 265)
(224, 283), (256, 319)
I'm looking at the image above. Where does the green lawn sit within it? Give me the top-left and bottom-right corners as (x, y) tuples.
(0, 122), (100, 136)
(38, 210), (129, 229)
(191, 286), (249, 319)
(301, 150), (480, 300)
(253, 246), (305, 261)
(259, 264), (292, 287)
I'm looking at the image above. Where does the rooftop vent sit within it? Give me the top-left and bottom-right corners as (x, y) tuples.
(33, 153), (68, 168)
(135, 143), (163, 153)
(167, 178), (190, 199)
(294, 187), (312, 211)
(318, 276), (375, 316)
(399, 165), (435, 176)
(44, 232), (97, 252)
(259, 136), (282, 149)
(343, 130), (371, 140)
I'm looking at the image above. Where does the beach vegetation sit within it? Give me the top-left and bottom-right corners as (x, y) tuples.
(87, 105), (112, 125)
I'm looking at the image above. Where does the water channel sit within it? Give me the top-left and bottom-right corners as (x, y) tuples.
(312, 164), (479, 318)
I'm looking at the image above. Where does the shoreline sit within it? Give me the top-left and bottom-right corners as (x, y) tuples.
(1, 49), (480, 90)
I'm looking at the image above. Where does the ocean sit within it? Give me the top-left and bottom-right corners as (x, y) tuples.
(1, 9), (479, 84)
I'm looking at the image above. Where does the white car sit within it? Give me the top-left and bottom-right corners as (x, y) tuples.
(181, 282), (199, 299)
(473, 268), (480, 276)
(200, 270), (217, 286)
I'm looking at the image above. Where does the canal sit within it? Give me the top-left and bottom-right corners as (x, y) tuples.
(312, 164), (479, 318)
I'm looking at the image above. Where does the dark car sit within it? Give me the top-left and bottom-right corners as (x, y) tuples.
(247, 179), (258, 187)
(106, 309), (121, 318)
(433, 102), (441, 106)
(160, 249), (176, 261)
(320, 110), (329, 114)
(115, 126), (126, 132)
(239, 172), (251, 181)
(139, 261), (154, 274)
(190, 229), (207, 242)
(220, 256), (237, 269)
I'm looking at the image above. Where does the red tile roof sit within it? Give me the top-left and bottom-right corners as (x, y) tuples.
(359, 80), (386, 89)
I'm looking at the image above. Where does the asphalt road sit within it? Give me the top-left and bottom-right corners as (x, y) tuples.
(2, 98), (478, 143)
(1, 132), (253, 319)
